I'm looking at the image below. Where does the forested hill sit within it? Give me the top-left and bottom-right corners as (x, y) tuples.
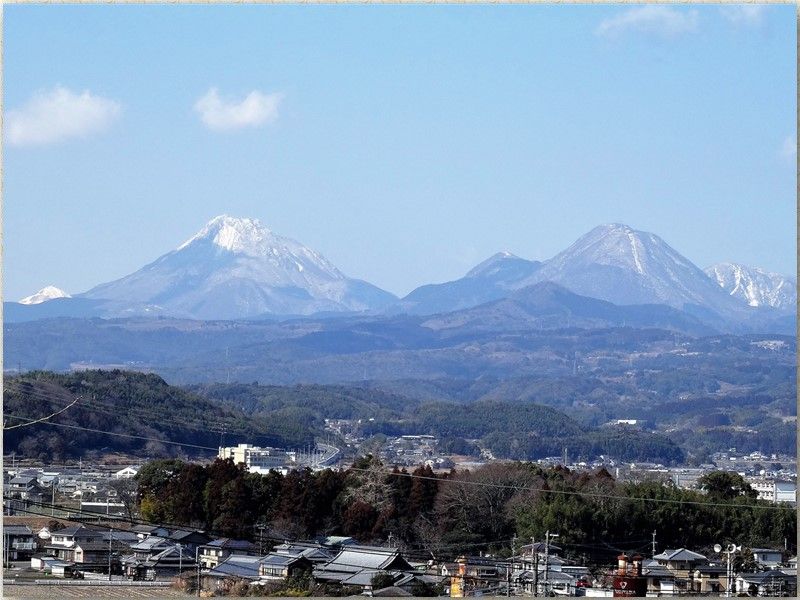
(5, 370), (686, 464)
(3, 370), (317, 460)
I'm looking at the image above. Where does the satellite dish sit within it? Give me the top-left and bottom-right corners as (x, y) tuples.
(38, 527), (51, 540)
(714, 544), (722, 553)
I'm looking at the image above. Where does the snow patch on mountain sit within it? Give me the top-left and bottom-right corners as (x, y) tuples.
(19, 286), (71, 305)
(705, 263), (796, 311)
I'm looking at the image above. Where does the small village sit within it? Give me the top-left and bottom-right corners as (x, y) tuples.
(2, 448), (797, 597)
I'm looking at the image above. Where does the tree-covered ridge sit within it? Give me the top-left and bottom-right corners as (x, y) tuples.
(193, 381), (685, 464)
(135, 458), (796, 564)
(3, 370), (317, 460)
(186, 382), (418, 420)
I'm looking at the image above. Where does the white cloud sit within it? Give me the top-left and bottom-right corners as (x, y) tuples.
(720, 5), (766, 27)
(194, 88), (282, 132)
(596, 6), (699, 38)
(5, 86), (121, 147)
(780, 135), (796, 162)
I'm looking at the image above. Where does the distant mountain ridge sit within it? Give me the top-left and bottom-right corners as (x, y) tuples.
(10, 218), (794, 332)
(394, 252), (542, 315)
(705, 262), (796, 311)
(421, 281), (717, 336)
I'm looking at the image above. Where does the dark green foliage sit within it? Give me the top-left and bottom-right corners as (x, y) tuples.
(697, 471), (757, 501)
(133, 458), (796, 564)
(3, 371), (316, 459)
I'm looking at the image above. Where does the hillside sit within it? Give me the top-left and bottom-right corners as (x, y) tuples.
(3, 370), (318, 460)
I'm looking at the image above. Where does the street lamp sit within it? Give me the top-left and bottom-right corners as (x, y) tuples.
(714, 543), (741, 598)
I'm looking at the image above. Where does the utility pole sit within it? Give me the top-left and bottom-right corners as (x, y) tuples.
(532, 537), (538, 597)
(108, 528), (112, 581)
(508, 534), (516, 597)
(196, 546), (202, 598)
(543, 531), (559, 597)
(651, 530), (657, 558)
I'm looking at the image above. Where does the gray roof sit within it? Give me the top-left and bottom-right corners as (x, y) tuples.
(738, 570), (793, 583)
(10, 475), (38, 485)
(206, 555), (266, 579)
(373, 586), (413, 596)
(319, 545), (412, 574)
(274, 543), (332, 562)
(653, 548), (707, 562)
(53, 525), (104, 538)
(130, 536), (171, 552)
(204, 538), (256, 551)
(4, 525), (33, 536)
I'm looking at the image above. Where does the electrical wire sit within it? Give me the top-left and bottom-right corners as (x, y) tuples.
(3, 396), (81, 430)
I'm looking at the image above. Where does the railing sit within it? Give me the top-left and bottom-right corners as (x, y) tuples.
(11, 541), (36, 550)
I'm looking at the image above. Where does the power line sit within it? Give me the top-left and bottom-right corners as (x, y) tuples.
(3, 396), (81, 430)
(2, 415), (218, 452)
(5, 383), (794, 513)
(3, 382), (308, 447)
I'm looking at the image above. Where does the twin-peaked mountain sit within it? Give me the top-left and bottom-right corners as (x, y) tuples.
(9, 217), (795, 333)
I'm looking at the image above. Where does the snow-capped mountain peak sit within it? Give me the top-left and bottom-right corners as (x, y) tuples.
(19, 286), (71, 305)
(81, 215), (396, 319)
(705, 263), (796, 311)
(178, 215), (273, 253)
(515, 223), (743, 315)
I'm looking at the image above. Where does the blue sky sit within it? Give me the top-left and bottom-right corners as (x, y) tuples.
(4, 4), (796, 300)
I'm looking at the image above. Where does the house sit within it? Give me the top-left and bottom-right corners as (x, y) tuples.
(751, 548), (783, 569)
(131, 524), (170, 540)
(736, 570), (797, 597)
(167, 529), (211, 555)
(273, 541), (333, 565)
(125, 545), (196, 581)
(4, 475), (46, 513)
(69, 538), (130, 575)
(259, 553), (313, 581)
(641, 559), (677, 596)
(202, 555), (274, 595)
(198, 538), (258, 569)
(313, 545), (413, 591)
(3, 525), (36, 560)
(45, 526), (106, 561)
(652, 548), (708, 577)
(123, 534), (177, 576)
(692, 565), (727, 594)
(449, 555), (506, 597)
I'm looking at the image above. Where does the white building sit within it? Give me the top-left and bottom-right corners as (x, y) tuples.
(218, 444), (297, 474)
(114, 466), (139, 479)
(746, 477), (796, 504)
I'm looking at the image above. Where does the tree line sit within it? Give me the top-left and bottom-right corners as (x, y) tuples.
(135, 458), (796, 564)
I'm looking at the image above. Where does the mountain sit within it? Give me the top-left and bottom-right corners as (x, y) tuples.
(514, 224), (747, 321)
(421, 281), (717, 336)
(78, 215), (397, 319)
(705, 263), (796, 312)
(395, 252), (542, 315)
(19, 286), (71, 305)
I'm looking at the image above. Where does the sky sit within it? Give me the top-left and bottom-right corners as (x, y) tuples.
(3, 4), (796, 301)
